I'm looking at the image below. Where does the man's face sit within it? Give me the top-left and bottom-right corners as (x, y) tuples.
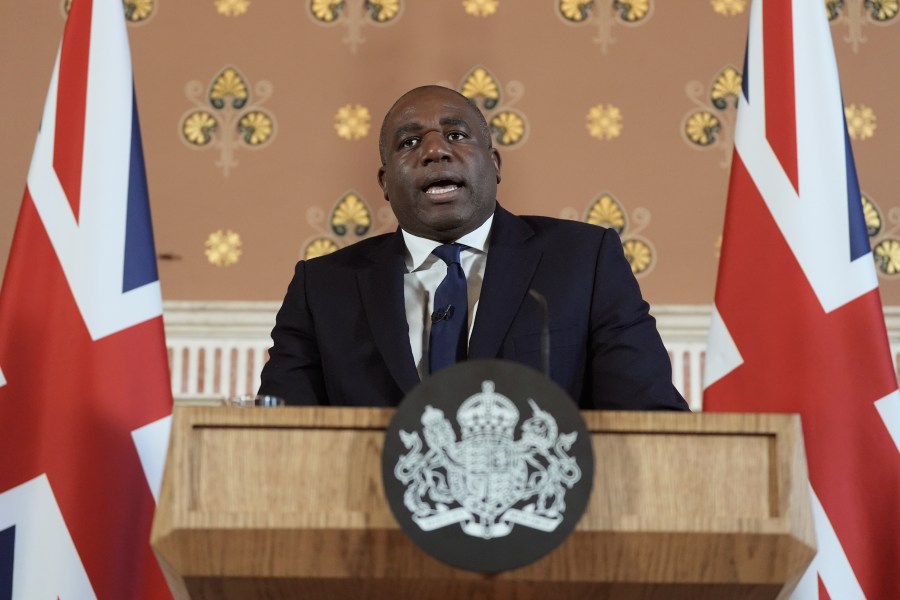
(378, 87), (501, 242)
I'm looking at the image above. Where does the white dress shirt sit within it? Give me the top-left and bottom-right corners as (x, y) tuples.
(401, 215), (493, 379)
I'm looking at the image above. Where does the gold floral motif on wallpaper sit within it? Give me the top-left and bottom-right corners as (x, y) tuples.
(62, 0), (155, 23)
(682, 65), (742, 169)
(862, 193), (900, 278)
(845, 103), (877, 140)
(828, 0), (898, 53)
(561, 193), (656, 277)
(334, 104), (372, 140)
(586, 104), (623, 140)
(180, 66), (276, 176)
(710, 0), (746, 15)
(557, 0), (653, 54)
(308, 0), (403, 53)
(215, 0), (250, 17)
(303, 191), (395, 260)
(205, 229), (242, 266)
(449, 66), (529, 148)
(463, 0), (499, 17)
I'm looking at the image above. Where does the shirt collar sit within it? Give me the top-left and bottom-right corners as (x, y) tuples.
(401, 213), (494, 272)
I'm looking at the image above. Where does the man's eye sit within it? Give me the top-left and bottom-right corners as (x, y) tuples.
(400, 138), (419, 149)
(447, 132), (467, 141)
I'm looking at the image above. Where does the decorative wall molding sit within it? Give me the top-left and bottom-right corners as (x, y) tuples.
(164, 300), (279, 336)
(164, 301), (900, 410)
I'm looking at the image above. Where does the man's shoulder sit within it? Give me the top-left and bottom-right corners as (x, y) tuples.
(514, 213), (612, 240)
(304, 231), (398, 268)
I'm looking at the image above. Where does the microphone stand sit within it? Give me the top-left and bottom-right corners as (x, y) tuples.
(527, 289), (550, 378)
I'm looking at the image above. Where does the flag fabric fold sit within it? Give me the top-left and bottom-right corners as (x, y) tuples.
(703, 1), (900, 598)
(0, 0), (172, 597)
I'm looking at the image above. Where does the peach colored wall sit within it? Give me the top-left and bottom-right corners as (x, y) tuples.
(2, 1), (898, 305)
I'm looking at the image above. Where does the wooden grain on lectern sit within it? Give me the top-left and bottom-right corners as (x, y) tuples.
(150, 407), (815, 600)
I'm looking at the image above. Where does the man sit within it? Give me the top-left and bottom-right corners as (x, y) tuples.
(259, 85), (687, 410)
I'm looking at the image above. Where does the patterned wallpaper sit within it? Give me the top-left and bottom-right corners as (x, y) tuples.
(1, 0), (898, 304)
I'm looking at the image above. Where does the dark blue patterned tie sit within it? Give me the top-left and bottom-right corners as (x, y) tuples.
(429, 243), (468, 373)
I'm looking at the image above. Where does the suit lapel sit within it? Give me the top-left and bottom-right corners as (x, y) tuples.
(357, 207), (539, 387)
(358, 232), (421, 395)
(469, 205), (542, 359)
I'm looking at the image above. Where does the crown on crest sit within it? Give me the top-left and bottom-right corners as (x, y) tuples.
(456, 381), (519, 441)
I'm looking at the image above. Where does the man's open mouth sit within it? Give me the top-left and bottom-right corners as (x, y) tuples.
(424, 180), (462, 196)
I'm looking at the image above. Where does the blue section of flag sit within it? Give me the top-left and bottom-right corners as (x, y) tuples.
(0, 526), (14, 600)
(741, 38), (749, 103)
(122, 92), (159, 293)
(843, 116), (870, 262)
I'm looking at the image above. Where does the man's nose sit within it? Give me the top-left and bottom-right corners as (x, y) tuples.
(420, 132), (451, 164)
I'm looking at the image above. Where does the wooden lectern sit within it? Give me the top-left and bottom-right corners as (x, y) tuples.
(150, 407), (815, 600)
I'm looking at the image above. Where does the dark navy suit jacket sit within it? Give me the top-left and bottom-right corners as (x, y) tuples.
(259, 204), (688, 410)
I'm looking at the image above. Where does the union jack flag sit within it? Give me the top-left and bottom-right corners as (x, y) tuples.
(0, 0), (172, 597)
(703, 1), (900, 598)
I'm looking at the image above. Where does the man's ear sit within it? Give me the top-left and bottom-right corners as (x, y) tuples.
(492, 148), (502, 184)
(377, 166), (389, 201)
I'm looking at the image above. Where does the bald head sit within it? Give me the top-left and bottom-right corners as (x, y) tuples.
(378, 85), (493, 165)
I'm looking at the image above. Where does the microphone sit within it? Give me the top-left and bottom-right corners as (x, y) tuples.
(431, 305), (455, 323)
(527, 289), (550, 378)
